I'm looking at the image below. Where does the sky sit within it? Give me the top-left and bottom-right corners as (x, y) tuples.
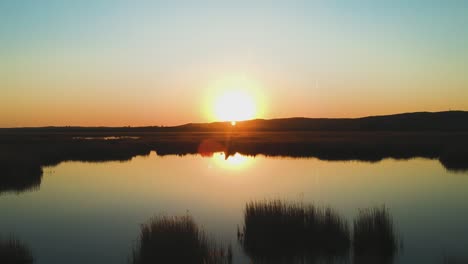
(1, 0), (467, 127)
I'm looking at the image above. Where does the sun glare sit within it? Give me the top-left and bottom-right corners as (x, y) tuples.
(213, 90), (256, 122)
(205, 77), (265, 123)
(212, 152), (253, 170)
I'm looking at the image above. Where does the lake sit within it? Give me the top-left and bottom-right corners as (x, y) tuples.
(1, 151), (468, 263)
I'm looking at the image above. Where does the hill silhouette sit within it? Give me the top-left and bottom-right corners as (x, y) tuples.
(180, 111), (468, 132)
(1, 111), (467, 132)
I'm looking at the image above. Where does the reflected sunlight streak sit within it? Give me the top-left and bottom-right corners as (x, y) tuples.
(211, 152), (254, 170)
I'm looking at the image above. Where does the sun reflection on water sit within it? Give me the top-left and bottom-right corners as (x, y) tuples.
(211, 152), (254, 170)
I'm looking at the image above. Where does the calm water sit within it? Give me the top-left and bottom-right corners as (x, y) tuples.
(1, 152), (468, 263)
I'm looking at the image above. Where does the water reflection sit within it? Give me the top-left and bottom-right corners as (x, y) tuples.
(1, 131), (467, 196)
(1, 153), (468, 263)
(212, 153), (254, 170)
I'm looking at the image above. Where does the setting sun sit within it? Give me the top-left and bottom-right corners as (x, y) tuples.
(213, 90), (256, 122)
(204, 76), (266, 123)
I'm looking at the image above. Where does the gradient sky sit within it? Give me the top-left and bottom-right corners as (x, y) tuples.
(1, 0), (467, 127)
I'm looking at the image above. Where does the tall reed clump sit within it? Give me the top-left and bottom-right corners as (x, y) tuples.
(130, 215), (232, 264)
(353, 206), (398, 261)
(240, 200), (350, 261)
(0, 237), (34, 264)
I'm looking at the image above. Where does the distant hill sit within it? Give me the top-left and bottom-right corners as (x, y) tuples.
(175, 111), (468, 132)
(2, 111), (468, 132)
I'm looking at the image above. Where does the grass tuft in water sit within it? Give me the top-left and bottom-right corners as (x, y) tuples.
(0, 236), (34, 264)
(240, 200), (350, 262)
(130, 214), (232, 264)
(353, 206), (398, 262)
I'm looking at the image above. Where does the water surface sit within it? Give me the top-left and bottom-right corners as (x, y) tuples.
(1, 152), (468, 263)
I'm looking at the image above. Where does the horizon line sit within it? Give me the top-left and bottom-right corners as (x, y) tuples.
(1, 110), (466, 129)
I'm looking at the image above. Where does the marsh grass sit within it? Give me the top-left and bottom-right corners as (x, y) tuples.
(0, 237), (34, 264)
(0, 160), (42, 194)
(353, 206), (398, 261)
(240, 200), (350, 262)
(130, 215), (232, 264)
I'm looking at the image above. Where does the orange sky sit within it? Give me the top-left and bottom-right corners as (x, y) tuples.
(1, 1), (467, 127)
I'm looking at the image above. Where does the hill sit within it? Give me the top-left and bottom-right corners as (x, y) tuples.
(1, 111), (468, 132)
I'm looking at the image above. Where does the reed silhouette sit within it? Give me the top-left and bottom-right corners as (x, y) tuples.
(238, 200), (400, 264)
(130, 215), (232, 264)
(0, 236), (34, 264)
(0, 160), (42, 194)
(239, 200), (350, 263)
(353, 206), (398, 264)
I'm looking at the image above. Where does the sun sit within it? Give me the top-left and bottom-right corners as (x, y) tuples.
(204, 77), (265, 123)
(213, 89), (256, 122)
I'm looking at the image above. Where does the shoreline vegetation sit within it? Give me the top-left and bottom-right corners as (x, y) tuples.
(1, 111), (468, 194)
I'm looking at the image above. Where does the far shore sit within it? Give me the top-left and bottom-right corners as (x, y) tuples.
(1, 128), (468, 194)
